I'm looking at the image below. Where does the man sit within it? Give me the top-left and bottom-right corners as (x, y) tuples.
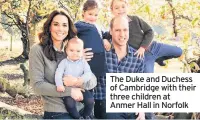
(94, 16), (145, 119)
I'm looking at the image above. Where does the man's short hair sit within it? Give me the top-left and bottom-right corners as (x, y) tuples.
(110, 16), (128, 29)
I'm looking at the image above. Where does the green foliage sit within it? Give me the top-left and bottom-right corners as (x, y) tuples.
(0, 108), (23, 119)
(0, 0), (200, 49)
(191, 18), (199, 27)
(59, 0), (85, 21)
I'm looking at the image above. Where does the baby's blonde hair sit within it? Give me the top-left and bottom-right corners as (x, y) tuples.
(64, 37), (84, 51)
(110, 0), (128, 10)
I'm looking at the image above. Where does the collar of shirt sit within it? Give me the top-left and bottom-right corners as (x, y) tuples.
(53, 42), (65, 52)
(79, 20), (95, 27)
(80, 21), (103, 39)
(110, 43), (132, 54)
(66, 56), (82, 63)
(127, 15), (132, 22)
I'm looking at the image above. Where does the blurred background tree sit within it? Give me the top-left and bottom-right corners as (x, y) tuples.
(0, 0), (200, 62)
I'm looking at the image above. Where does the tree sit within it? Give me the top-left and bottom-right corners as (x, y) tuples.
(1, 0), (36, 62)
(0, 0), (87, 64)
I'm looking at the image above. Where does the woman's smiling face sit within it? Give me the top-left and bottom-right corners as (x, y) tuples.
(50, 14), (69, 42)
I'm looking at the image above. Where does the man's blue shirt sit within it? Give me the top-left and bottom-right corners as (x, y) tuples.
(94, 45), (144, 100)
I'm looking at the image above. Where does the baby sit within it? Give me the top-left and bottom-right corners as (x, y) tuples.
(55, 37), (94, 119)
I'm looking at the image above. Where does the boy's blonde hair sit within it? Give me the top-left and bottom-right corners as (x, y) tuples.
(110, 0), (128, 10)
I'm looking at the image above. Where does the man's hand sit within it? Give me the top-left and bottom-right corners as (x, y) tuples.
(83, 48), (93, 61)
(134, 47), (145, 59)
(136, 112), (145, 120)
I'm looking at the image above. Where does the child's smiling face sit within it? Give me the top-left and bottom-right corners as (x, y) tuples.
(111, 0), (128, 17)
(83, 8), (99, 24)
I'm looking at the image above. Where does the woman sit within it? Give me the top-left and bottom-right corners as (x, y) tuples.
(29, 9), (96, 119)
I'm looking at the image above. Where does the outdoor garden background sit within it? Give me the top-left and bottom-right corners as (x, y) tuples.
(0, 0), (200, 119)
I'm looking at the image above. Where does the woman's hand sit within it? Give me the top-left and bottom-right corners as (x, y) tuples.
(134, 47), (145, 59)
(74, 77), (84, 87)
(136, 112), (145, 120)
(63, 75), (78, 87)
(56, 86), (65, 92)
(83, 48), (93, 61)
(71, 88), (85, 101)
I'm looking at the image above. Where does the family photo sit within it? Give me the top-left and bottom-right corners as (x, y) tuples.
(0, 0), (200, 119)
